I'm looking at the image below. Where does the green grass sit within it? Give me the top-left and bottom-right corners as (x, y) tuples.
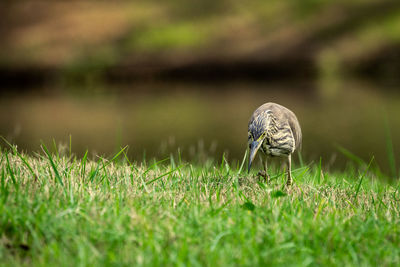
(0, 144), (399, 266)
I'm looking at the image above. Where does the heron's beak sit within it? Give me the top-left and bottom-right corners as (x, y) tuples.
(248, 140), (262, 173)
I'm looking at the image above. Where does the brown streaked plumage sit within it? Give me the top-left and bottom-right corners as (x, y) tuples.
(247, 102), (302, 186)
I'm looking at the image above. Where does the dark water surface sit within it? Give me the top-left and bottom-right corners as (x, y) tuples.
(1, 79), (399, 175)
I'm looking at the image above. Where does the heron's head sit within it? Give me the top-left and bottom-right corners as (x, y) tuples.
(247, 130), (267, 173)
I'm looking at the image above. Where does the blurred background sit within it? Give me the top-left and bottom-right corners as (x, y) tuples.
(1, 0), (399, 176)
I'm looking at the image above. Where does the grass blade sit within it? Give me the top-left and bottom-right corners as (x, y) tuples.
(69, 134), (72, 159)
(297, 151), (304, 167)
(383, 116), (397, 178)
(1, 167), (9, 203)
(108, 145), (128, 165)
(88, 159), (102, 182)
(52, 138), (60, 160)
(354, 157), (374, 200)
(81, 150), (88, 178)
(238, 149), (247, 174)
(336, 145), (366, 166)
(146, 166), (181, 185)
(142, 158), (169, 176)
(5, 153), (17, 187)
(1, 136), (38, 181)
(41, 142), (64, 186)
(100, 146), (128, 171)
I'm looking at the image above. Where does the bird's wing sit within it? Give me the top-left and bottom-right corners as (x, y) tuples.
(288, 114), (302, 150)
(251, 103), (302, 150)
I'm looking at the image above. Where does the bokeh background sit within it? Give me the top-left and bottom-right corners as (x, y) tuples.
(1, 0), (399, 176)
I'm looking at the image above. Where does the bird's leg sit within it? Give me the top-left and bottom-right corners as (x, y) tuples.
(257, 158), (270, 183)
(286, 155), (292, 186)
(264, 159), (270, 184)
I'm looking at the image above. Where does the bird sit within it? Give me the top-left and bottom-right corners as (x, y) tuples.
(247, 102), (302, 186)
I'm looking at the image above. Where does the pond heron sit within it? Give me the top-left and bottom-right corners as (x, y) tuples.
(248, 102), (302, 186)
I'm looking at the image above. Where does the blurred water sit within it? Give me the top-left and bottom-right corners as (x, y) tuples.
(1, 79), (399, 174)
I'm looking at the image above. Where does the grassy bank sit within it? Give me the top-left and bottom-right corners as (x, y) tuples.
(0, 144), (399, 266)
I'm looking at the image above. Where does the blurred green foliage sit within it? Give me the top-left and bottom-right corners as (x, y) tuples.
(1, 0), (400, 83)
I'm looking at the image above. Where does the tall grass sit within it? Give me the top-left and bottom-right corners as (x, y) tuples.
(0, 142), (399, 266)
(384, 116), (398, 179)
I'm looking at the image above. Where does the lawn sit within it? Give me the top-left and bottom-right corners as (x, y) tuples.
(0, 143), (399, 266)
